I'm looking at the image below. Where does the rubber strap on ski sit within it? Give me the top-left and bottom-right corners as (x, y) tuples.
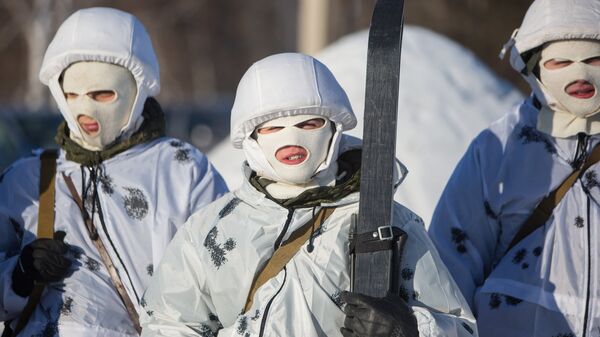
(350, 226), (407, 254)
(353, 0), (405, 298)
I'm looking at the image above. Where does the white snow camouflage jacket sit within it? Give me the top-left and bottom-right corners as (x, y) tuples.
(0, 138), (227, 336)
(429, 98), (600, 337)
(140, 138), (476, 337)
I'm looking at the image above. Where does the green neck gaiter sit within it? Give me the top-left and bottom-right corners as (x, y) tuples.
(55, 97), (166, 166)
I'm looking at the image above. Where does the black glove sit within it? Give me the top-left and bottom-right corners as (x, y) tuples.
(11, 231), (71, 297)
(340, 291), (419, 337)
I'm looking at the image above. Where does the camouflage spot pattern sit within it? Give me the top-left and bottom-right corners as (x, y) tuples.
(584, 171), (600, 191)
(489, 293), (502, 309)
(518, 125), (557, 154)
(60, 297), (74, 315)
(451, 227), (468, 254)
(204, 227), (237, 269)
(330, 290), (345, 309)
(85, 257), (101, 272)
(170, 140), (185, 148)
(175, 149), (192, 163)
(401, 268), (414, 280)
(505, 295), (523, 306)
(123, 187), (149, 220)
(512, 249), (527, 264)
(99, 174), (115, 195)
(236, 316), (248, 335)
(218, 198), (242, 219)
(574, 216), (585, 228)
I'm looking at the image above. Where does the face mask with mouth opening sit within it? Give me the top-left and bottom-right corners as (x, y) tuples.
(255, 114), (333, 185)
(539, 40), (600, 118)
(61, 61), (137, 151)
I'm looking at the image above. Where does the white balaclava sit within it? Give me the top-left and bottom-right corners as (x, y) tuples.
(61, 62), (137, 150)
(538, 40), (600, 118)
(230, 53), (356, 197)
(502, 0), (600, 137)
(39, 7), (160, 150)
(255, 114), (333, 185)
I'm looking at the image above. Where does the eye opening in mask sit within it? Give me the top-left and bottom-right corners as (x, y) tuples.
(255, 117), (326, 135)
(543, 58), (573, 70)
(584, 56), (600, 66)
(63, 90), (117, 103)
(294, 117), (325, 130)
(87, 90), (117, 102)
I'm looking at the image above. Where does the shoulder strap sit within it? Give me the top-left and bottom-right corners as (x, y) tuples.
(507, 142), (600, 251)
(243, 207), (336, 313)
(12, 149), (58, 337)
(62, 173), (141, 334)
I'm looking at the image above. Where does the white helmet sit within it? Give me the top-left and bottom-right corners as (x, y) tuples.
(39, 7), (160, 147)
(230, 53), (356, 183)
(503, 0), (600, 106)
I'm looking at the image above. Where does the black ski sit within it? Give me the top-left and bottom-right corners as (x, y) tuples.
(351, 0), (405, 297)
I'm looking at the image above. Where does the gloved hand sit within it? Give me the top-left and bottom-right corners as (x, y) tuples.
(11, 231), (71, 297)
(340, 291), (419, 337)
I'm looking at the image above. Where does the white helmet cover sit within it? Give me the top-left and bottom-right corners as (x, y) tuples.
(39, 7), (160, 144)
(230, 53), (357, 182)
(505, 0), (600, 94)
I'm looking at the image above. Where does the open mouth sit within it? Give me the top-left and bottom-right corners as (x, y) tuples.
(77, 115), (100, 134)
(566, 80), (596, 99)
(275, 145), (309, 165)
(82, 122), (99, 133)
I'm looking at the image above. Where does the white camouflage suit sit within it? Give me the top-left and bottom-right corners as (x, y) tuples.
(429, 0), (600, 336)
(141, 53), (476, 337)
(0, 8), (228, 337)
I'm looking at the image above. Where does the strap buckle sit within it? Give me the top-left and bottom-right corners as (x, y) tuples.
(376, 226), (394, 241)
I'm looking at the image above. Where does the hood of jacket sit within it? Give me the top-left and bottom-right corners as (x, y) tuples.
(39, 7), (160, 143)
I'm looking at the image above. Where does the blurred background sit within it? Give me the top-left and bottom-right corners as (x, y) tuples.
(0, 0), (531, 224)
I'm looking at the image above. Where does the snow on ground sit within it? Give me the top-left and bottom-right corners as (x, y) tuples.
(207, 26), (524, 225)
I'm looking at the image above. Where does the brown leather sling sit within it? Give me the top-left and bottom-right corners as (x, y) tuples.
(11, 149), (58, 337)
(507, 142), (600, 251)
(62, 173), (142, 334)
(243, 207), (336, 313)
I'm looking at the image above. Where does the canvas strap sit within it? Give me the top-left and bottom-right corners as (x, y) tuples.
(62, 173), (141, 334)
(507, 142), (600, 251)
(243, 207), (336, 313)
(11, 150), (58, 337)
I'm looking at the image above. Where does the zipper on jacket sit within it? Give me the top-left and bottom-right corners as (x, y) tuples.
(572, 133), (589, 169)
(255, 209), (295, 336)
(582, 196), (592, 337)
(273, 209), (295, 250)
(259, 267), (287, 337)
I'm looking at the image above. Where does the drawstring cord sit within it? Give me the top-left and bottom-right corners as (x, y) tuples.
(79, 161), (106, 240)
(307, 207), (317, 253)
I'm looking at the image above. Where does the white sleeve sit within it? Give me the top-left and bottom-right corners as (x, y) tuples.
(141, 215), (223, 337)
(395, 206), (478, 337)
(0, 162), (36, 321)
(188, 149), (229, 216)
(428, 138), (499, 309)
